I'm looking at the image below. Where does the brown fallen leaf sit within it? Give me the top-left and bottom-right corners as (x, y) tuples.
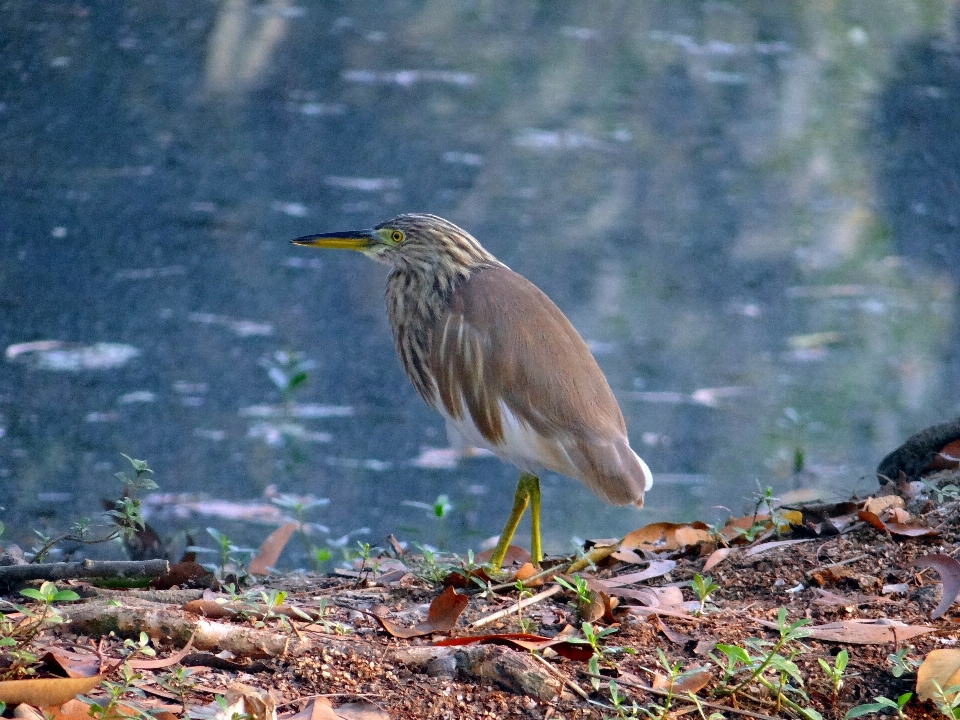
(45, 698), (101, 720)
(754, 617), (935, 644)
(603, 561), (676, 586)
(128, 633), (196, 670)
(655, 617), (693, 645)
(621, 522), (712, 552)
(857, 510), (938, 538)
(862, 495), (905, 515)
(917, 648), (960, 702)
(332, 701), (392, 719)
(702, 547), (733, 572)
(370, 585), (468, 638)
(652, 666), (712, 694)
(474, 545), (530, 567)
(434, 631), (594, 662)
(744, 538), (815, 557)
(913, 553), (960, 619)
(0, 675), (104, 708)
(249, 522), (299, 575)
(38, 647), (102, 678)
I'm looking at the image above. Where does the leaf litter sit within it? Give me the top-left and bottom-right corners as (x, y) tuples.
(4, 470), (960, 718)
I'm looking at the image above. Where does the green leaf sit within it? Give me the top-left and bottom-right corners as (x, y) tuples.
(845, 702), (893, 718)
(19, 588), (46, 601)
(715, 644), (751, 666)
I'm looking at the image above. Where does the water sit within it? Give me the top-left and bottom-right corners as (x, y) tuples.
(2, 0), (958, 566)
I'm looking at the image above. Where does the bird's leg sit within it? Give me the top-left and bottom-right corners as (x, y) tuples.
(487, 472), (542, 570)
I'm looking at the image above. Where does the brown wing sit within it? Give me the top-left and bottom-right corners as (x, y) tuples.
(427, 265), (650, 505)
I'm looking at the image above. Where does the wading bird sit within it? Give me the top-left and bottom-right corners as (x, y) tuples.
(292, 214), (652, 570)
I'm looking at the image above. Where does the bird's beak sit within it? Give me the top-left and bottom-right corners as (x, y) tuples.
(291, 229), (377, 251)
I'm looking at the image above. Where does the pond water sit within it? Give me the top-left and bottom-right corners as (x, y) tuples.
(2, 1), (959, 567)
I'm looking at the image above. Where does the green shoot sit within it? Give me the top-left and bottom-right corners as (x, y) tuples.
(844, 692), (912, 719)
(690, 574), (719, 615)
(818, 648), (848, 700)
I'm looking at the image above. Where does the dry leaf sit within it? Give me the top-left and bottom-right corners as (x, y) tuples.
(128, 634), (196, 670)
(333, 701), (391, 719)
(703, 547), (733, 572)
(745, 538), (815, 557)
(754, 617), (934, 644)
(249, 522), (299, 575)
(621, 522), (711, 552)
(0, 675), (104, 708)
(918, 648), (960, 702)
(862, 495), (904, 515)
(38, 647), (102, 678)
(604, 561), (676, 586)
(913, 554), (960, 619)
(652, 666), (712, 694)
(474, 545), (530, 567)
(857, 510), (938, 537)
(371, 586), (468, 638)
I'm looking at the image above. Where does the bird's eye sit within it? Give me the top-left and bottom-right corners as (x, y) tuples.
(391, 230), (404, 243)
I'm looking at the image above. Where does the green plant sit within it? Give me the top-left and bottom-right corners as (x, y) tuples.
(818, 648), (848, 701)
(514, 579), (533, 633)
(199, 527), (255, 576)
(157, 667), (195, 713)
(932, 682), (960, 719)
(605, 680), (641, 719)
(690, 574), (719, 616)
(0, 581), (80, 678)
(556, 574), (592, 605)
(711, 608), (822, 717)
(888, 646), (920, 678)
(30, 455), (158, 562)
(921, 480), (960, 504)
(571, 621), (621, 691)
(85, 633), (156, 720)
(844, 692), (912, 719)
(409, 542), (449, 584)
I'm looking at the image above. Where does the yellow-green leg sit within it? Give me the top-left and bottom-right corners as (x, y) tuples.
(487, 472), (542, 571)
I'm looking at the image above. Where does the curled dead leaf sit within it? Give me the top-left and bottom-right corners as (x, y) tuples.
(249, 522), (299, 575)
(913, 553), (960, 619)
(0, 675), (104, 708)
(918, 648), (960, 702)
(370, 585), (468, 638)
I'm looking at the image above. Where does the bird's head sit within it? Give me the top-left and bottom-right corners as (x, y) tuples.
(291, 213), (496, 273)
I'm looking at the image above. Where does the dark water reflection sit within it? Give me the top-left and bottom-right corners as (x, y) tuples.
(2, 1), (958, 565)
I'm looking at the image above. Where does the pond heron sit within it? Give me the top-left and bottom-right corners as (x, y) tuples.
(292, 214), (652, 570)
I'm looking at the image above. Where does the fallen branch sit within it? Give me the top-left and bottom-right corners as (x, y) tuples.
(0, 559), (169, 585)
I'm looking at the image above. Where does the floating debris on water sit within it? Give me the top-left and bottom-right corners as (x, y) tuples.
(271, 201), (309, 217)
(324, 176), (401, 192)
(194, 428), (227, 441)
(114, 266), (186, 281)
(142, 493), (285, 524)
(326, 457), (393, 472)
(85, 411), (120, 422)
(240, 403), (354, 419)
(247, 421), (332, 446)
(118, 391), (156, 404)
(188, 313), (274, 337)
(6, 341), (141, 371)
(513, 128), (611, 151)
(342, 69), (476, 87)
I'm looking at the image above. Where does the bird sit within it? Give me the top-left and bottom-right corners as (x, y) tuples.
(291, 213), (652, 570)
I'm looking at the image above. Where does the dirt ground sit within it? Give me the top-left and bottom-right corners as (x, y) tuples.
(3, 473), (960, 720)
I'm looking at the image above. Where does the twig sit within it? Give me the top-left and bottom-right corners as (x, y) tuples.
(585, 672), (784, 720)
(0, 559), (169, 584)
(469, 584), (562, 628)
(529, 653), (590, 701)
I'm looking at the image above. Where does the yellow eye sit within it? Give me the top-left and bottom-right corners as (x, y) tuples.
(391, 230), (404, 243)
